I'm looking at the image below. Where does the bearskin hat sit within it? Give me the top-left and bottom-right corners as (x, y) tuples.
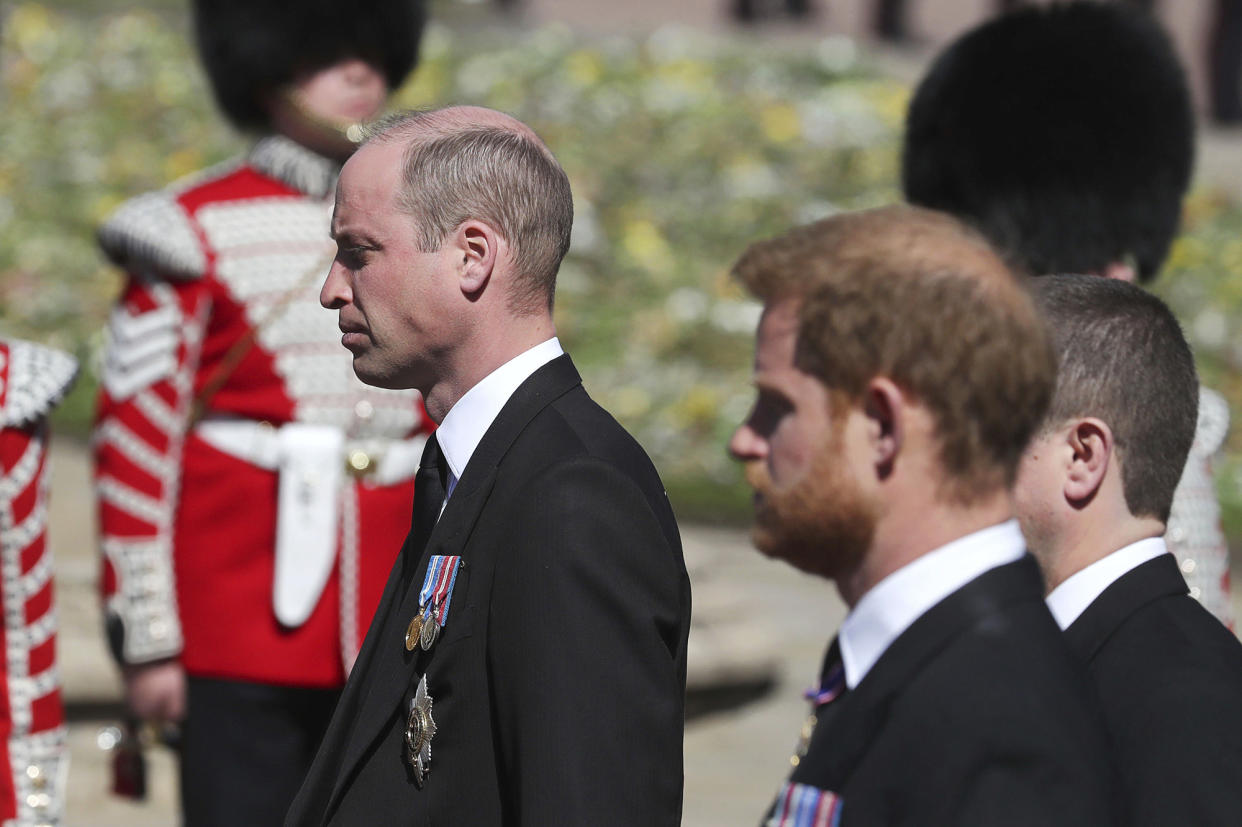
(902, 3), (1193, 282)
(193, 0), (427, 132)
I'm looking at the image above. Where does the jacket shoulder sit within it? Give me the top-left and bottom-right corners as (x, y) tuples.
(1, 339), (79, 427)
(96, 158), (249, 281)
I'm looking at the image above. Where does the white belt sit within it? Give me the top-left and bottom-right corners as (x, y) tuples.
(193, 418), (426, 629)
(194, 418), (426, 485)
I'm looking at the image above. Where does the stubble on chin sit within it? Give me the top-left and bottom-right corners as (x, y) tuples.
(743, 450), (875, 583)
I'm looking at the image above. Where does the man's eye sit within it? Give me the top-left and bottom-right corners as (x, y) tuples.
(749, 392), (792, 438)
(338, 246), (370, 268)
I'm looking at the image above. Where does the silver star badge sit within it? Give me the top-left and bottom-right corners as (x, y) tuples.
(405, 674), (437, 787)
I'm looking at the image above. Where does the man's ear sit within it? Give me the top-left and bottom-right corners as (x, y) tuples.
(452, 220), (500, 298)
(1063, 418), (1113, 506)
(862, 377), (904, 479)
(1099, 259), (1137, 283)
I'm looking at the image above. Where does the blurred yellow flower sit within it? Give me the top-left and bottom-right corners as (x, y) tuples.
(673, 385), (721, 431)
(1165, 236), (1207, 274)
(9, 4), (57, 62)
(566, 50), (603, 87)
(164, 148), (204, 182)
(866, 80), (911, 129)
(395, 61), (447, 108)
(656, 58), (712, 92)
(622, 219), (675, 275)
(612, 386), (653, 419)
(760, 103), (801, 145)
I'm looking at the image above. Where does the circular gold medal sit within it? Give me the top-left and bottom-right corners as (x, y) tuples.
(405, 614), (424, 652)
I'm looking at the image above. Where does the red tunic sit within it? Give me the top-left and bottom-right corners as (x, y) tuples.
(95, 136), (431, 687)
(0, 338), (76, 827)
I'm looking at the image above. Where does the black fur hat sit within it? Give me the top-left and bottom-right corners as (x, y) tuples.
(193, 0), (427, 132)
(903, 3), (1193, 282)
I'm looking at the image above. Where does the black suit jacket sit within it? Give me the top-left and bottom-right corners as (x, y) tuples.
(1064, 552), (1242, 825)
(286, 355), (691, 826)
(771, 556), (1119, 826)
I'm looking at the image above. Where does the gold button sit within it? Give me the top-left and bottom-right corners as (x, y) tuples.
(348, 450), (373, 474)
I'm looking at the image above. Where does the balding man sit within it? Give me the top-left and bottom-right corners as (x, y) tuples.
(285, 107), (690, 826)
(730, 206), (1119, 825)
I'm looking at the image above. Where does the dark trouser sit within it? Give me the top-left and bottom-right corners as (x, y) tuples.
(181, 677), (340, 827)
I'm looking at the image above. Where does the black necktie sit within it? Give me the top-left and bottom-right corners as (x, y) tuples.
(406, 435), (446, 578)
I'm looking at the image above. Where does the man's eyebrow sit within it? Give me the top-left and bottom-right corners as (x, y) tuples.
(331, 228), (379, 246)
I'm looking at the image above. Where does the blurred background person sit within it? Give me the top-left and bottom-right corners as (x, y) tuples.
(902, 1), (1235, 626)
(0, 338), (77, 827)
(91, 0), (430, 823)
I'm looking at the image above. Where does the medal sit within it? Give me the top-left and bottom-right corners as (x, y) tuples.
(404, 614), (424, 652)
(405, 675), (437, 787)
(415, 555), (462, 653)
(419, 605), (440, 651)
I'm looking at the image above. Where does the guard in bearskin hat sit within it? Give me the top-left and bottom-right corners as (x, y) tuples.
(903, 2), (1233, 627)
(94, 2), (430, 822)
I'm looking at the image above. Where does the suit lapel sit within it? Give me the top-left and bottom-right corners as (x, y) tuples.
(288, 525), (417, 826)
(796, 556), (1046, 787)
(1063, 553), (1188, 664)
(325, 355), (584, 815)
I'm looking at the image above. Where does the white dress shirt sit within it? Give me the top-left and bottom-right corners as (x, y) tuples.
(435, 337), (564, 498)
(838, 519), (1026, 689)
(1045, 537), (1169, 630)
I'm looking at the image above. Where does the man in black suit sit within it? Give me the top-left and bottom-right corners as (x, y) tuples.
(730, 205), (1119, 826)
(1015, 274), (1242, 824)
(285, 106), (690, 826)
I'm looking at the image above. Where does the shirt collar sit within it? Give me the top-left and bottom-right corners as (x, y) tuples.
(436, 338), (564, 485)
(1045, 536), (1168, 630)
(838, 519), (1026, 689)
(248, 135), (340, 200)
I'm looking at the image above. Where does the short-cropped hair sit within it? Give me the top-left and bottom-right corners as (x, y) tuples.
(1031, 275), (1199, 523)
(365, 110), (574, 313)
(903, 2), (1193, 282)
(733, 205), (1056, 503)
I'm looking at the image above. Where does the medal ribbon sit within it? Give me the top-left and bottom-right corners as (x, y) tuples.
(418, 555), (462, 628)
(767, 782), (843, 827)
(803, 661), (845, 708)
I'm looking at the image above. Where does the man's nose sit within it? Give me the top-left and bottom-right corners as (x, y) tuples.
(728, 422), (766, 462)
(320, 260), (351, 310)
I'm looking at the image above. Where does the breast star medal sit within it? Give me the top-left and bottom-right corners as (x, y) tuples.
(405, 674), (436, 787)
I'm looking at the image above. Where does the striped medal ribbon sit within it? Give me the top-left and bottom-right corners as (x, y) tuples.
(417, 555), (462, 650)
(766, 782), (843, 827)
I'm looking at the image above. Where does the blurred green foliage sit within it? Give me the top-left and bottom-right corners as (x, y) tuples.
(3, 3), (1242, 531)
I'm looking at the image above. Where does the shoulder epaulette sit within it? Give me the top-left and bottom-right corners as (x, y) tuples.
(1195, 386), (1230, 456)
(96, 190), (208, 281)
(1, 339), (79, 428)
(96, 157), (246, 281)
